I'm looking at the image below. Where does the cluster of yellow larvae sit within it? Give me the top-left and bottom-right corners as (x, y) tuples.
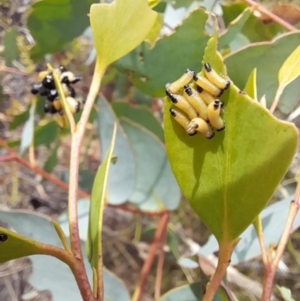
(166, 63), (230, 139)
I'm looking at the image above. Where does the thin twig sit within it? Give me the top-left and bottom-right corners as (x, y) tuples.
(242, 0), (298, 32)
(67, 60), (105, 300)
(154, 216), (169, 300)
(261, 179), (300, 300)
(0, 138), (90, 198)
(132, 212), (170, 301)
(0, 66), (27, 75)
(253, 216), (269, 267)
(0, 141), (168, 217)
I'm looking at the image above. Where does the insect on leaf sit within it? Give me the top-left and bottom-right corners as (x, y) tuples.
(164, 34), (298, 243)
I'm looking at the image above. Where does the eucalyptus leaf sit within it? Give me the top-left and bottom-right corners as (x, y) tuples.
(225, 32), (300, 114)
(219, 8), (251, 50)
(113, 101), (164, 142)
(116, 8), (210, 97)
(120, 118), (180, 211)
(165, 36), (298, 242)
(243, 68), (257, 101)
(278, 45), (300, 90)
(96, 96), (136, 204)
(86, 125), (116, 269)
(90, 0), (157, 70)
(0, 210), (130, 301)
(28, 0), (95, 61)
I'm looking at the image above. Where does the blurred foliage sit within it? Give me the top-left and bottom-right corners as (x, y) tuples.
(1, 0), (300, 300)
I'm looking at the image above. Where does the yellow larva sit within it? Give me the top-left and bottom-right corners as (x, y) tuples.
(55, 111), (66, 129)
(183, 85), (208, 121)
(53, 99), (62, 112)
(166, 69), (194, 93)
(187, 118), (214, 139)
(66, 96), (82, 114)
(204, 63), (230, 91)
(60, 71), (82, 85)
(207, 100), (225, 131)
(169, 108), (197, 136)
(166, 90), (198, 119)
(196, 86), (216, 105)
(193, 73), (222, 97)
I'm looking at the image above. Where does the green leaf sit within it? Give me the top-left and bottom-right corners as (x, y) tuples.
(225, 32), (300, 114)
(277, 286), (295, 301)
(0, 209), (130, 301)
(120, 118), (180, 211)
(86, 125), (116, 268)
(9, 108), (30, 130)
(96, 96), (136, 205)
(222, 2), (284, 43)
(164, 36), (298, 242)
(278, 45), (300, 90)
(3, 27), (19, 66)
(158, 282), (226, 301)
(0, 213), (67, 263)
(112, 101), (164, 142)
(90, 0), (157, 70)
(243, 68), (257, 101)
(219, 8), (251, 50)
(28, 0), (95, 61)
(7, 120), (58, 149)
(34, 121), (59, 147)
(116, 8), (210, 97)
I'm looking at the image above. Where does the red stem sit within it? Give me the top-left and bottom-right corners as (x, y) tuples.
(133, 212), (169, 301)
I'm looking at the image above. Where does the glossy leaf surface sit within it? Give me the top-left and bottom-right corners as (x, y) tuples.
(164, 36), (298, 242)
(90, 0), (157, 70)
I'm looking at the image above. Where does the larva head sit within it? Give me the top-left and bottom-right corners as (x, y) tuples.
(61, 71), (82, 85)
(186, 68), (195, 76)
(183, 84), (193, 96)
(186, 121), (198, 135)
(166, 90), (178, 103)
(204, 62), (212, 72)
(0, 233), (8, 242)
(169, 108), (177, 117)
(42, 74), (55, 90)
(47, 89), (58, 101)
(196, 85), (203, 93)
(207, 132), (215, 139)
(31, 83), (43, 95)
